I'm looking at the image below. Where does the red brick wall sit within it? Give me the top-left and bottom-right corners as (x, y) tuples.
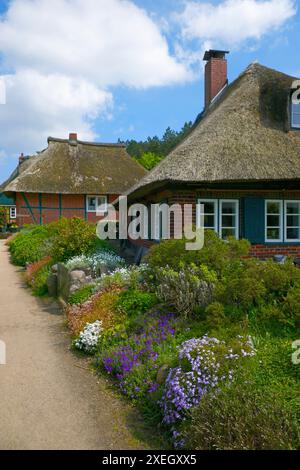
(250, 245), (300, 259)
(16, 193), (119, 226)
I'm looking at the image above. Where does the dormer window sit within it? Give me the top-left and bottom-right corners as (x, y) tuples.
(292, 101), (300, 128)
(291, 82), (300, 129)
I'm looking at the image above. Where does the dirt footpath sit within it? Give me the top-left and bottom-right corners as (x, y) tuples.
(0, 240), (147, 450)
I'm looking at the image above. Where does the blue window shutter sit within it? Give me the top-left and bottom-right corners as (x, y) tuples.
(243, 197), (265, 244)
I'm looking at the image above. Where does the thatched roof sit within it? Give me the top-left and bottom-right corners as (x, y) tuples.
(126, 63), (300, 200)
(4, 138), (146, 195)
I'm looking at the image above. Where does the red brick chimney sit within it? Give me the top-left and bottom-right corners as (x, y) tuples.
(69, 133), (77, 141)
(203, 50), (229, 108)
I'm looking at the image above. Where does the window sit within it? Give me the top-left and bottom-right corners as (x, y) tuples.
(285, 201), (300, 242)
(10, 207), (16, 219)
(265, 200), (283, 242)
(292, 102), (300, 128)
(197, 199), (239, 239)
(197, 200), (218, 231)
(86, 195), (107, 214)
(291, 85), (300, 129)
(219, 200), (239, 239)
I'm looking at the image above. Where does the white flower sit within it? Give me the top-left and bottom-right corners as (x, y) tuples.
(74, 320), (103, 353)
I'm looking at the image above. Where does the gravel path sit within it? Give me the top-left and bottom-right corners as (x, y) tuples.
(0, 240), (145, 450)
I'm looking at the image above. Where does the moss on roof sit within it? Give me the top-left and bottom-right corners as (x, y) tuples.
(4, 139), (146, 194)
(126, 63), (300, 200)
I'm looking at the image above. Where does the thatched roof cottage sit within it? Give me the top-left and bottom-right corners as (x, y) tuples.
(3, 134), (146, 225)
(126, 50), (300, 259)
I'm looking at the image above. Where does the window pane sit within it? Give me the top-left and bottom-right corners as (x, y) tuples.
(292, 102), (300, 128)
(204, 215), (215, 228)
(221, 228), (235, 239)
(267, 215), (280, 227)
(222, 215), (235, 228)
(198, 201), (216, 230)
(88, 197), (96, 211)
(267, 202), (280, 214)
(97, 196), (107, 212)
(222, 202), (236, 214)
(286, 202), (300, 215)
(287, 227), (300, 240)
(203, 202), (215, 214)
(267, 228), (280, 240)
(287, 215), (300, 227)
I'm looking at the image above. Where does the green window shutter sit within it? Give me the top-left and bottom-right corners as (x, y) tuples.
(243, 197), (265, 244)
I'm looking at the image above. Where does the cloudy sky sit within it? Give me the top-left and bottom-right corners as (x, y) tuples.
(0, 0), (299, 181)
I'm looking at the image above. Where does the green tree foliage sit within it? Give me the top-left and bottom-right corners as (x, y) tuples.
(123, 121), (194, 170)
(134, 152), (163, 170)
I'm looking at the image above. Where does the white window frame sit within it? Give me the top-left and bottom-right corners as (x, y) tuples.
(86, 195), (107, 214)
(219, 200), (239, 240)
(9, 206), (16, 219)
(284, 200), (300, 242)
(197, 199), (218, 233)
(291, 101), (300, 129)
(265, 200), (283, 243)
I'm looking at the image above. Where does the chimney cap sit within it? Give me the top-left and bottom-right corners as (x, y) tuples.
(203, 49), (229, 61)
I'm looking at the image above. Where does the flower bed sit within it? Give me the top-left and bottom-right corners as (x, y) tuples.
(65, 252), (125, 277)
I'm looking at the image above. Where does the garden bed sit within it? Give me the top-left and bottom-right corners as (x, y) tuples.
(8, 222), (300, 450)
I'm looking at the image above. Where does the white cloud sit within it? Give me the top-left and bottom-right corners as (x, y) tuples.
(0, 70), (113, 153)
(175, 0), (296, 46)
(0, 0), (191, 157)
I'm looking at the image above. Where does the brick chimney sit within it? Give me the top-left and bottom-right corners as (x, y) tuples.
(69, 133), (77, 141)
(203, 50), (229, 108)
(19, 152), (25, 164)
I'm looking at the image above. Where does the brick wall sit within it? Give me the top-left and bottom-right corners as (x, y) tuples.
(250, 245), (300, 259)
(16, 193), (119, 226)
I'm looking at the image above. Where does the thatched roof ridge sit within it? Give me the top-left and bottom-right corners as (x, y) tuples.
(4, 138), (146, 195)
(126, 63), (300, 199)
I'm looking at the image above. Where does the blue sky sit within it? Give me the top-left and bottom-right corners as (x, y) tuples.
(0, 0), (299, 182)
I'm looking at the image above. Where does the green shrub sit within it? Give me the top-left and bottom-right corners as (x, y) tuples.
(25, 256), (52, 296)
(9, 225), (55, 266)
(68, 284), (95, 305)
(282, 287), (300, 329)
(49, 217), (97, 262)
(249, 260), (300, 298)
(217, 262), (266, 310)
(146, 231), (250, 275)
(182, 379), (299, 450)
(115, 289), (157, 318)
(155, 264), (216, 318)
(205, 302), (227, 329)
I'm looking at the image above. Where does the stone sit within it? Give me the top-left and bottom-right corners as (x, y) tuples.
(294, 258), (300, 268)
(156, 365), (169, 385)
(57, 263), (72, 301)
(273, 255), (286, 264)
(47, 273), (58, 297)
(69, 265), (91, 276)
(51, 264), (58, 274)
(70, 270), (87, 283)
